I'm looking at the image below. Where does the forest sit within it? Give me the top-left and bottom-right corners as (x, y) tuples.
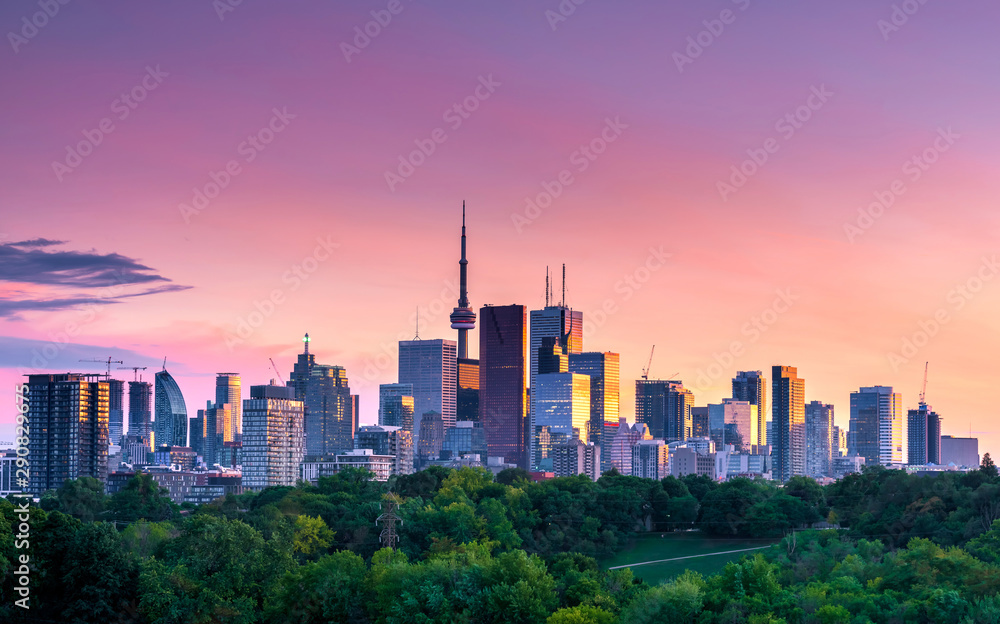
(2, 456), (999, 624)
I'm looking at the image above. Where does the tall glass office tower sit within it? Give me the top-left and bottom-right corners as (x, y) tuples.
(479, 304), (527, 467)
(850, 385), (903, 466)
(154, 368), (188, 447)
(398, 339), (457, 430)
(215, 373), (242, 442)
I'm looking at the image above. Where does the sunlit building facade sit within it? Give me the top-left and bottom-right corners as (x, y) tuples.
(849, 386), (903, 466)
(25, 374), (110, 496)
(533, 372), (590, 470)
(568, 351), (620, 453)
(243, 383), (304, 490)
(772, 365), (805, 482)
(215, 373), (242, 443)
(379, 383), (415, 433)
(733, 371), (767, 447)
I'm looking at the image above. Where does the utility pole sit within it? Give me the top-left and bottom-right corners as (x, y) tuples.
(376, 494), (402, 550)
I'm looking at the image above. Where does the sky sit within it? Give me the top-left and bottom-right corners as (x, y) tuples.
(1, 0), (998, 458)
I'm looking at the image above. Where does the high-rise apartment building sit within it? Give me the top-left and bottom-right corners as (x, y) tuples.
(154, 368), (188, 447)
(708, 399), (757, 451)
(399, 339), (457, 430)
(108, 378), (125, 446)
(25, 374), (110, 495)
(242, 383), (304, 490)
(417, 411), (445, 464)
(552, 439), (601, 481)
(215, 373), (242, 442)
(355, 425), (414, 475)
(772, 365), (805, 482)
(379, 383), (415, 433)
(849, 386), (903, 466)
(632, 439), (669, 480)
(635, 380), (693, 442)
(691, 407), (710, 438)
(908, 403), (941, 465)
(305, 365), (355, 457)
(479, 304), (527, 467)
(127, 380), (152, 441)
(805, 400), (834, 478)
(733, 371), (767, 446)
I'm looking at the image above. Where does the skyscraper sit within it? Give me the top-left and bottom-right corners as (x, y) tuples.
(242, 382), (304, 490)
(708, 399), (757, 452)
(805, 400), (834, 478)
(26, 374), (110, 496)
(849, 386), (903, 466)
(908, 403), (941, 465)
(398, 339), (458, 430)
(215, 373), (242, 442)
(607, 418), (652, 475)
(127, 379), (152, 440)
(635, 379), (693, 442)
(305, 364), (355, 457)
(457, 357), (480, 422)
(108, 378), (125, 446)
(529, 297), (583, 466)
(379, 383), (415, 433)
(288, 333), (316, 402)
(691, 407), (710, 438)
(568, 351), (620, 452)
(533, 372), (590, 469)
(154, 368), (188, 447)
(772, 365), (805, 482)
(733, 371), (767, 447)
(417, 411), (445, 464)
(479, 304), (527, 467)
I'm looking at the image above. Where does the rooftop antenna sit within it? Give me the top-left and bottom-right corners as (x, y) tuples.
(303, 332), (310, 355)
(562, 263), (566, 308)
(162, 357), (167, 371)
(414, 307), (420, 340)
(545, 267), (550, 307)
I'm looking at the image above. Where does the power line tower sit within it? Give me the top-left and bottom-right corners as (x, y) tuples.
(376, 494), (402, 550)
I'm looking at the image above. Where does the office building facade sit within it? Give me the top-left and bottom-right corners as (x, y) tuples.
(733, 371), (767, 446)
(533, 372), (591, 469)
(805, 400), (834, 478)
(355, 425), (414, 475)
(379, 383), (415, 433)
(849, 386), (903, 466)
(632, 439), (669, 480)
(479, 304), (528, 466)
(305, 365), (355, 457)
(568, 351), (620, 451)
(215, 373), (242, 443)
(908, 403), (941, 465)
(399, 339), (457, 430)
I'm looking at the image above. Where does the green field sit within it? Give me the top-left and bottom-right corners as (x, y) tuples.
(601, 533), (780, 584)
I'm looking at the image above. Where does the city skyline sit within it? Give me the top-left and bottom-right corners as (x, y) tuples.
(1, 2), (997, 458)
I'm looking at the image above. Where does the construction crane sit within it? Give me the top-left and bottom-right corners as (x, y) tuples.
(79, 357), (123, 378)
(269, 358), (285, 385)
(641, 346), (655, 380)
(118, 366), (147, 382)
(919, 361), (929, 405)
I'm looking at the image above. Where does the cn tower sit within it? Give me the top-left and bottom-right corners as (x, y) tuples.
(449, 201), (476, 358)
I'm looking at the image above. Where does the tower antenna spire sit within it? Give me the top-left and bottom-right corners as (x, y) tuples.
(545, 267), (550, 307)
(414, 307), (420, 340)
(449, 201), (476, 358)
(303, 332), (310, 355)
(562, 263), (566, 308)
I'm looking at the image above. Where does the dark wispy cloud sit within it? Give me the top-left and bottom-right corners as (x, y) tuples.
(0, 240), (191, 318)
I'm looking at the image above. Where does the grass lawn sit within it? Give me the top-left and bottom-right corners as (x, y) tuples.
(600, 532), (781, 584)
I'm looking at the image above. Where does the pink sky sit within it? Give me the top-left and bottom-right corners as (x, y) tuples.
(1, 1), (998, 458)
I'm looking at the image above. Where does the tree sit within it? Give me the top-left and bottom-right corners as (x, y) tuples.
(266, 551), (372, 624)
(59, 522), (139, 624)
(54, 477), (108, 521)
(292, 514), (335, 556)
(619, 575), (704, 624)
(547, 605), (616, 624)
(109, 474), (174, 522)
(981, 453), (998, 479)
(497, 468), (532, 486)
